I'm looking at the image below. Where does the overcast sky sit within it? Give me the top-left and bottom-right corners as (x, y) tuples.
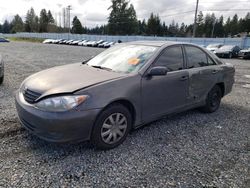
(0, 0), (249, 27)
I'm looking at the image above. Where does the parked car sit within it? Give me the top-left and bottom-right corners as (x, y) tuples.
(214, 45), (241, 58)
(65, 40), (74, 45)
(15, 41), (235, 149)
(78, 40), (88, 46)
(0, 38), (9, 42)
(86, 41), (96, 47)
(206, 43), (223, 52)
(42, 39), (54, 44)
(92, 40), (105, 47)
(71, 40), (83, 45)
(53, 39), (64, 44)
(104, 42), (115, 48)
(238, 48), (250, 59)
(0, 55), (4, 84)
(98, 41), (109, 48)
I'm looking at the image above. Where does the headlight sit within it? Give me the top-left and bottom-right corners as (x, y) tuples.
(34, 95), (88, 112)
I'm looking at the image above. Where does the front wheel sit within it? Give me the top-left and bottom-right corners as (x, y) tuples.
(91, 104), (132, 150)
(229, 52), (232, 59)
(200, 85), (222, 113)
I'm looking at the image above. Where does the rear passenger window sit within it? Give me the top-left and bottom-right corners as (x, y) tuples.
(155, 46), (183, 72)
(185, 46), (208, 68)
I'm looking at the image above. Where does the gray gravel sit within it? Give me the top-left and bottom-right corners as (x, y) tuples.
(0, 41), (250, 188)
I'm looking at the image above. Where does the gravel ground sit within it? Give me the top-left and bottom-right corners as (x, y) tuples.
(0, 41), (249, 188)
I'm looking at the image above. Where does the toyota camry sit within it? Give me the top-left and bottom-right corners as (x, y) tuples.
(15, 41), (235, 149)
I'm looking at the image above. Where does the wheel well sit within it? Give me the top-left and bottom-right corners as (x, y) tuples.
(106, 100), (136, 125)
(216, 82), (225, 96)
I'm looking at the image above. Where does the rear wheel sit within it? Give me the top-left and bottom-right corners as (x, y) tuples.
(229, 52), (232, 59)
(200, 85), (222, 113)
(91, 104), (132, 150)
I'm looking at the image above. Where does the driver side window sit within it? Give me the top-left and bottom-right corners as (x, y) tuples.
(154, 46), (184, 72)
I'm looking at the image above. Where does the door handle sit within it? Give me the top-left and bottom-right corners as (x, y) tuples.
(180, 75), (188, 81)
(212, 70), (218, 74)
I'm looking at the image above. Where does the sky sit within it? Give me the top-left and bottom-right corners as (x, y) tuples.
(0, 0), (249, 27)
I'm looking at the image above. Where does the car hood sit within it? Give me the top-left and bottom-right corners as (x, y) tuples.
(22, 63), (126, 98)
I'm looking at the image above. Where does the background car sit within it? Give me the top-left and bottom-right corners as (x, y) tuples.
(16, 41), (235, 149)
(239, 48), (250, 59)
(214, 45), (241, 58)
(42, 39), (54, 44)
(206, 43), (223, 52)
(0, 55), (4, 84)
(104, 42), (115, 48)
(0, 38), (9, 43)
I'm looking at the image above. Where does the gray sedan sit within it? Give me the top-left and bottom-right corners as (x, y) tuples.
(15, 41), (235, 149)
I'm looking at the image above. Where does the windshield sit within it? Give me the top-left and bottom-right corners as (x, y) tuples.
(220, 45), (234, 50)
(87, 44), (157, 73)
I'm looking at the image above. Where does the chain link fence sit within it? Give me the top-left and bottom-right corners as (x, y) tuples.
(1, 32), (250, 48)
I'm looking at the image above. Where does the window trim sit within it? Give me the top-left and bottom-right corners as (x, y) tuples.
(150, 44), (185, 73)
(183, 44), (218, 69)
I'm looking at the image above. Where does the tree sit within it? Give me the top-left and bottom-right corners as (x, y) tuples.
(147, 13), (161, 36)
(108, 0), (138, 35)
(25, 7), (38, 32)
(47, 10), (55, 24)
(11, 14), (24, 33)
(2, 20), (11, 33)
(39, 9), (49, 32)
(71, 16), (83, 34)
(138, 19), (147, 35)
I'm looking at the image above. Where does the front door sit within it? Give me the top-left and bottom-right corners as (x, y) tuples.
(141, 45), (189, 122)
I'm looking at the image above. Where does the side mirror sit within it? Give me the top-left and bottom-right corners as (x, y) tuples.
(82, 56), (94, 64)
(147, 66), (167, 76)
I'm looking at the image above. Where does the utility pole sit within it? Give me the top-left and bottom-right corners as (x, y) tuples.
(67, 5), (72, 39)
(193, 0), (199, 37)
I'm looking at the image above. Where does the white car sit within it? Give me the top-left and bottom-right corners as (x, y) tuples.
(206, 44), (223, 52)
(42, 39), (55, 44)
(104, 42), (115, 48)
(98, 41), (109, 48)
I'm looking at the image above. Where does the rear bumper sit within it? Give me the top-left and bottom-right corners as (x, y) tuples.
(15, 92), (101, 143)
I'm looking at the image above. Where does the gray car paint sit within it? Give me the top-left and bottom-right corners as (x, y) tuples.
(15, 41), (235, 142)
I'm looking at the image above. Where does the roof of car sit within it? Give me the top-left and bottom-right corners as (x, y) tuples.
(126, 40), (194, 47)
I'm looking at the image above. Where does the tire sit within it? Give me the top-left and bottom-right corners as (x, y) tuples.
(200, 85), (222, 113)
(0, 76), (3, 85)
(229, 52), (232, 59)
(91, 104), (132, 150)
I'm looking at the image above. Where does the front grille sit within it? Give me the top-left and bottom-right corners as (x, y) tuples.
(23, 89), (41, 104)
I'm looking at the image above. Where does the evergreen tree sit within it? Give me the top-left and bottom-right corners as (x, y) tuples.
(2, 20), (11, 33)
(39, 9), (49, 32)
(108, 0), (138, 35)
(147, 13), (161, 36)
(11, 14), (24, 33)
(25, 7), (38, 32)
(71, 16), (83, 34)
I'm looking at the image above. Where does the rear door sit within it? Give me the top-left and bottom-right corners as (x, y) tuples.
(141, 45), (189, 122)
(184, 45), (221, 104)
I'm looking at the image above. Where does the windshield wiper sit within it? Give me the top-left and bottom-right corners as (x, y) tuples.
(91, 65), (113, 71)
